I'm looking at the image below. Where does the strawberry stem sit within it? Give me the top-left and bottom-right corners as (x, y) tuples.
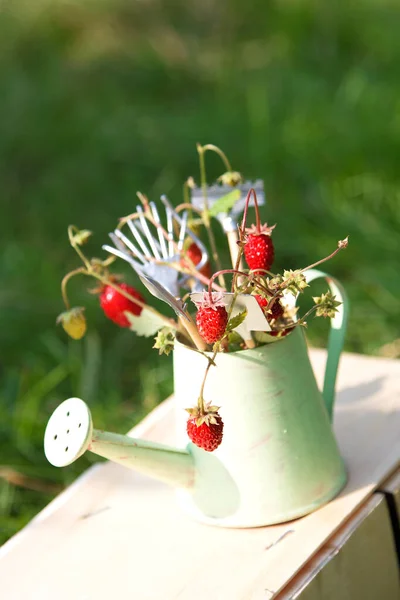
(197, 284), (242, 408)
(183, 181), (191, 206)
(200, 144), (233, 172)
(101, 255), (116, 267)
(240, 188), (261, 234)
(68, 225), (92, 270)
(137, 191), (150, 211)
(197, 342), (222, 413)
(197, 143), (226, 289)
(301, 240), (348, 273)
(231, 227), (247, 292)
(251, 277), (274, 297)
(208, 269), (249, 302)
(117, 211), (141, 230)
(295, 305), (319, 327)
(175, 203), (204, 216)
(61, 267), (86, 310)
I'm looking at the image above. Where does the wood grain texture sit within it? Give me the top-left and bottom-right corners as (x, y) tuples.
(277, 492), (400, 599)
(1, 350), (400, 600)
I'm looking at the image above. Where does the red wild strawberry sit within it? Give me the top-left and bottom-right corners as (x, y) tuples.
(180, 242), (211, 279)
(100, 283), (145, 328)
(193, 291), (228, 344)
(254, 294), (268, 310)
(254, 294), (284, 322)
(268, 299), (284, 322)
(243, 223), (275, 272)
(186, 402), (224, 452)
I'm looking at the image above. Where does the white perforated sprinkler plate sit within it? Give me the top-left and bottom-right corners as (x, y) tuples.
(44, 397), (92, 467)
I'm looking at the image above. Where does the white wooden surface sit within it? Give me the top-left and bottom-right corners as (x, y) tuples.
(1, 350), (400, 600)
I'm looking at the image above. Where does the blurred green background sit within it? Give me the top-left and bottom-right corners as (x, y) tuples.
(1, 0), (399, 545)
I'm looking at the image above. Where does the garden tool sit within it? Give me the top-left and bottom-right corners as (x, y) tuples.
(133, 271), (207, 352)
(103, 201), (209, 297)
(190, 179), (265, 268)
(102, 241), (207, 351)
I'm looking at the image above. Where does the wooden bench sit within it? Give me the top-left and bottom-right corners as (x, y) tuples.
(1, 349), (399, 599)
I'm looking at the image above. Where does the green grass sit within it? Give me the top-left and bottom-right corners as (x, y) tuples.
(1, 0), (400, 545)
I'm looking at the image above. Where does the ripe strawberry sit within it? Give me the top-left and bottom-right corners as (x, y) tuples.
(186, 403), (224, 452)
(254, 295), (284, 322)
(100, 283), (145, 328)
(254, 294), (268, 310)
(193, 291), (228, 344)
(268, 300), (284, 321)
(243, 223), (275, 272)
(180, 242), (211, 279)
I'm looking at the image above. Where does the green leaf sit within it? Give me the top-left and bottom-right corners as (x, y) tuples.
(227, 309), (247, 332)
(208, 189), (241, 217)
(125, 308), (166, 337)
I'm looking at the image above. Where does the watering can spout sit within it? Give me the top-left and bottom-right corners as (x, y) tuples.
(44, 398), (195, 490)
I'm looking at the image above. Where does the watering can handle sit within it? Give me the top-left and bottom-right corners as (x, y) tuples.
(302, 269), (349, 421)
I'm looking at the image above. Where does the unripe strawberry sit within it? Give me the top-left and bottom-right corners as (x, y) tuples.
(243, 223), (275, 272)
(57, 307), (87, 340)
(193, 291), (228, 344)
(100, 283), (144, 328)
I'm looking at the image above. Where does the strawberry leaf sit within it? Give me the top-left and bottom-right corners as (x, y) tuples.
(125, 308), (166, 337)
(207, 189), (241, 217)
(226, 309), (247, 332)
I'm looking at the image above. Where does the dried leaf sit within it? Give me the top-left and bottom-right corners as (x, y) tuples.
(71, 229), (92, 246)
(125, 307), (166, 337)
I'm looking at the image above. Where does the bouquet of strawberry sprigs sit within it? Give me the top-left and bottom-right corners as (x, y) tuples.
(57, 144), (348, 453)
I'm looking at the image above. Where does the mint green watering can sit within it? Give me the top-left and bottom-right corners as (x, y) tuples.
(44, 269), (348, 527)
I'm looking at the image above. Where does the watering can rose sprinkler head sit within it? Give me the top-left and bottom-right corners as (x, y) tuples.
(44, 397), (196, 488)
(44, 396), (228, 500)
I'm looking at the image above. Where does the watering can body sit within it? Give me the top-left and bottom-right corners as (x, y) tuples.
(174, 268), (348, 526)
(44, 270), (348, 528)
(173, 326), (346, 527)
